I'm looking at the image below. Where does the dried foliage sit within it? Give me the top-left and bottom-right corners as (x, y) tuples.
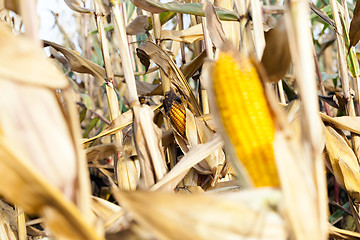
(1, 0), (360, 239)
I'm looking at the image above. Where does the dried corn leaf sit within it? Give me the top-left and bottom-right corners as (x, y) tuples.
(318, 93), (346, 112)
(0, 25), (67, 89)
(137, 41), (202, 115)
(0, 22), (99, 238)
(329, 224), (360, 239)
(0, 136), (103, 240)
(131, 0), (239, 21)
(92, 197), (126, 233)
(131, 0), (166, 13)
(43, 40), (106, 82)
(184, 108), (212, 175)
(126, 15), (149, 35)
(261, 17), (291, 83)
(83, 105), (163, 146)
(0, 80), (78, 201)
(135, 80), (161, 96)
(4, 0), (20, 13)
(151, 135), (224, 191)
(83, 109), (133, 145)
(16, 205), (26, 240)
(112, 189), (287, 240)
(203, 0), (225, 48)
(309, 2), (335, 28)
(184, 108), (225, 178)
(161, 24), (203, 43)
(214, 0), (241, 47)
(117, 157), (139, 191)
(320, 112), (360, 135)
(133, 103), (167, 189)
(349, 0), (360, 51)
(185, 108), (199, 147)
(116, 135), (139, 191)
(0, 201), (17, 228)
(0, 23), (91, 204)
(325, 126), (360, 200)
(64, 0), (93, 13)
(274, 131), (325, 240)
(0, 200), (17, 240)
(86, 143), (118, 163)
(180, 50), (206, 80)
(195, 114), (225, 183)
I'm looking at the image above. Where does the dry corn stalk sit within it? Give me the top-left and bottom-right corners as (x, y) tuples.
(212, 46), (279, 187)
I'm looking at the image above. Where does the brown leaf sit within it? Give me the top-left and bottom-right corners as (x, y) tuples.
(43, 40), (106, 83)
(349, 0), (360, 51)
(203, 0), (226, 48)
(86, 143), (118, 163)
(137, 41), (202, 115)
(126, 15), (149, 35)
(261, 17), (291, 83)
(309, 2), (336, 29)
(135, 80), (161, 96)
(131, 0), (165, 13)
(64, 0), (94, 13)
(318, 92), (346, 112)
(136, 48), (151, 72)
(180, 50), (206, 80)
(4, 0), (20, 13)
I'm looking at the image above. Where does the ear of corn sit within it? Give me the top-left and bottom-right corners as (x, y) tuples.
(212, 50), (279, 187)
(164, 90), (186, 137)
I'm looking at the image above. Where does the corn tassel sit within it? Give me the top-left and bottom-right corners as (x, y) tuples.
(164, 91), (186, 137)
(212, 50), (279, 187)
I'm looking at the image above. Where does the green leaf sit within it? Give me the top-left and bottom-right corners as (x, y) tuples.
(83, 117), (100, 138)
(79, 107), (87, 123)
(80, 93), (94, 110)
(320, 72), (338, 82)
(329, 202), (350, 225)
(126, 0), (136, 22)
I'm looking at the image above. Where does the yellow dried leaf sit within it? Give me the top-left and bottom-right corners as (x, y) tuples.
(161, 24), (204, 43)
(112, 189), (287, 240)
(0, 23), (68, 89)
(325, 126), (360, 199)
(0, 137), (103, 240)
(320, 112), (360, 135)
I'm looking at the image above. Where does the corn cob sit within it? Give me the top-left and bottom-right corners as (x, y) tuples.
(212, 50), (279, 187)
(164, 90), (186, 137)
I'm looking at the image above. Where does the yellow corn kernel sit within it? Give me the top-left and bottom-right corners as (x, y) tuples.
(212, 51), (279, 187)
(164, 91), (186, 137)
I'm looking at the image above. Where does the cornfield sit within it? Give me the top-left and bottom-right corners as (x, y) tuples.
(2, 0), (360, 239)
